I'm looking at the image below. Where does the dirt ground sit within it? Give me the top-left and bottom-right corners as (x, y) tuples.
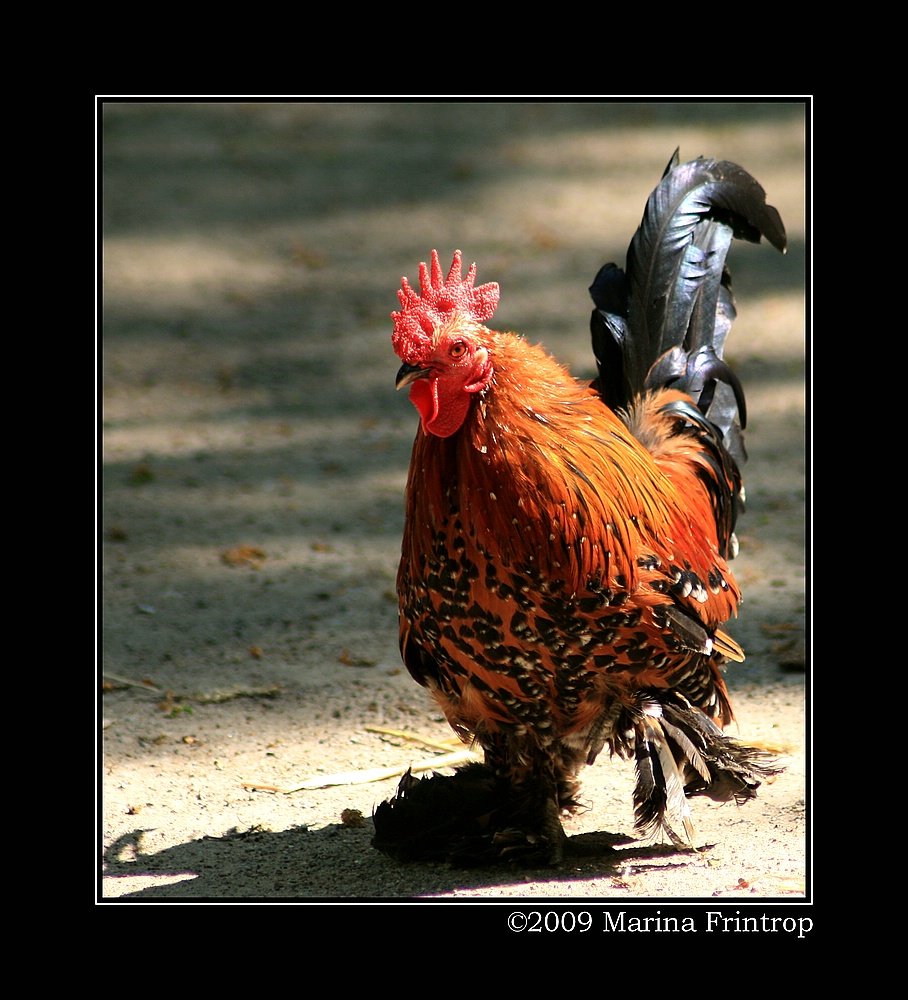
(99, 101), (809, 914)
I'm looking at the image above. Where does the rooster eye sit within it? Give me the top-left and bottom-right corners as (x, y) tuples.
(449, 341), (467, 359)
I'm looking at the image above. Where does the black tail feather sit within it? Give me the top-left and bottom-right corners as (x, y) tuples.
(590, 150), (787, 452)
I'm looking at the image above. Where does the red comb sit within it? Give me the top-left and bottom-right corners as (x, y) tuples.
(391, 250), (499, 362)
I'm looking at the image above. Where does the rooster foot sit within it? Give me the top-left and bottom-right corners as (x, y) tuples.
(488, 808), (567, 866)
(372, 764), (568, 867)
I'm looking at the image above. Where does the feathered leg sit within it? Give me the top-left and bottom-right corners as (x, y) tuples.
(630, 692), (782, 846)
(475, 733), (586, 865)
(372, 735), (585, 866)
(371, 763), (504, 863)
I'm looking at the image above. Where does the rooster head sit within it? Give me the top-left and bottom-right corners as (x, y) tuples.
(392, 250), (499, 438)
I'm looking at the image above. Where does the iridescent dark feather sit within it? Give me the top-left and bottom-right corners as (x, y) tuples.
(590, 149), (787, 464)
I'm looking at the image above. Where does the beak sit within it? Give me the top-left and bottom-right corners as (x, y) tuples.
(395, 362), (432, 390)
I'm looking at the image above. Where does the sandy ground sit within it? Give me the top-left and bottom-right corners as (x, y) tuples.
(99, 101), (808, 916)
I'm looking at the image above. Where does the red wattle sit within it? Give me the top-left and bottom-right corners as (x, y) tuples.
(409, 377), (472, 438)
(409, 378), (438, 430)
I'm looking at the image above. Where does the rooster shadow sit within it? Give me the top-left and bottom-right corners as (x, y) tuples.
(100, 820), (708, 902)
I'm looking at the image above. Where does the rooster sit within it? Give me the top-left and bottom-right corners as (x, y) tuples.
(373, 151), (788, 866)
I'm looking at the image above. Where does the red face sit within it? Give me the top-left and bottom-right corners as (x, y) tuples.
(395, 324), (493, 438)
